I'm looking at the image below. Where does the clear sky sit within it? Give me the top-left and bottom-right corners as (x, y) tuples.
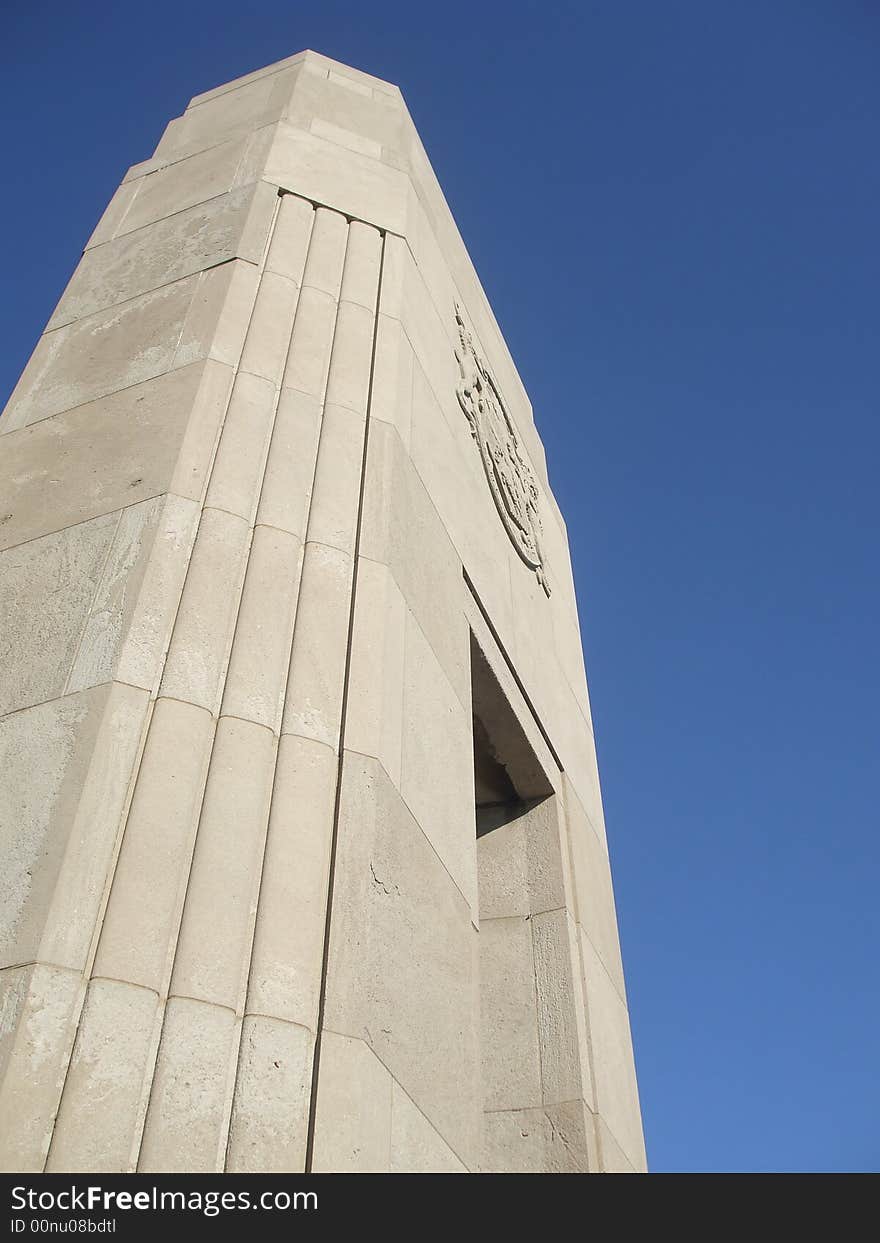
(2, 1), (877, 1174)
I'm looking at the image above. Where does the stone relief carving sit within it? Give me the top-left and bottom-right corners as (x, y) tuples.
(454, 304), (550, 596)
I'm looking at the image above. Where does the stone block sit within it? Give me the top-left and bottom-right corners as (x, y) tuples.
(524, 796), (571, 917)
(391, 240), (460, 426)
(221, 524), (302, 732)
(579, 933), (646, 1171)
(264, 193), (314, 282)
(255, 387), (322, 539)
(0, 963), (82, 1172)
(0, 361), (220, 552)
(369, 314), (414, 448)
(246, 733), (336, 1029)
(264, 124), (409, 235)
(400, 612), (476, 914)
(304, 403), (366, 556)
(86, 180), (140, 249)
(49, 183), (276, 329)
(323, 302), (378, 415)
(0, 496), (179, 713)
(361, 419), (469, 709)
(159, 506), (250, 713)
(281, 541), (352, 749)
(281, 285), (338, 398)
(339, 220), (383, 312)
(93, 697), (214, 993)
(66, 498), (167, 695)
(531, 909), (586, 1107)
(0, 513), (119, 718)
(301, 51), (399, 99)
(479, 916), (542, 1112)
(238, 270), (300, 385)
(138, 996), (236, 1172)
(344, 557), (406, 786)
(323, 753), (480, 1167)
(300, 206), (348, 296)
(390, 1083), (468, 1172)
(287, 69), (404, 158)
(2, 692), (99, 966)
(310, 1031), (391, 1173)
(567, 787), (626, 996)
(226, 1014), (312, 1172)
(3, 275), (202, 431)
(311, 118), (382, 162)
(408, 357), (516, 660)
(477, 810), (530, 921)
(155, 67), (300, 159)
(204, 370), (277, 521)
(111, 495), (201, 693)
(597, 1115), (638, 1172)
(1, 682), (148, 974)
(47, 978), (159, 1172)
(120, 135), (252, 236)
(170, 716), (275, 1011)
(188, 54), (306, 110)
(477, 797), (569, 923)
(175, 261), (259, 371)
(480, 1100), (596, 1174)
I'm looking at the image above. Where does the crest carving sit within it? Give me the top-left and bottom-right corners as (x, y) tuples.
(454, 304), (550, 596)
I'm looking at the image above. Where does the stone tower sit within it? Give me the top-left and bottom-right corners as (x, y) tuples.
(0, 52), (645, 1173)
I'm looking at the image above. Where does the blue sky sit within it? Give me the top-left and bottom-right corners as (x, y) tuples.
(3, 2), (877, 1173)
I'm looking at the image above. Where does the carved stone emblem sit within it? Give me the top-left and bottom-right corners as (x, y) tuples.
(454, 304), (550, 595)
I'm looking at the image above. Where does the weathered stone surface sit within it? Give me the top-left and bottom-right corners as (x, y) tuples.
(281, 541), (352, 748)
(310, 1031), (392, 1173)
(49, 182), (276, 329)
(221, 524), (302, 731)
(401, 612), (476, 914)
(203, 370), (277, 521)
(245, 733), (336, 1029)
(93, 697), (214, 993)
(345, 557), (406, 785)
(47, 978), (159, 1172)
(322, 753), (481, 1168)
(119, 135), (256, 236)
(154, 66), (300, 159)
(170, 716), (275, 1011)
(597, 1114), (638, 1172)
(264, 124), (409, 235)
(479, 915), (542, 1112)
(390, 1083), (468, 1172)
(567, 786), (626, 996)
(0, 963), (82, 1172)
(480, 1100), (597, 1173)
(1, 683), (148, 973)
(226, 1015), (312, 1172)
(579, 934), (646, 1171)
(159, 506), (250, 713)
(256, 387), (322, 538)
(138, 996), (236, 1172)
(362, 418), (469, 708)
(0, 362), (222, 552)
(0, 517), (118, 717)
(5, 276), (203, 430)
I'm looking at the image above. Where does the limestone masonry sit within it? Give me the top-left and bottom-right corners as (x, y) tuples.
(0, 52), (646, 1173)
